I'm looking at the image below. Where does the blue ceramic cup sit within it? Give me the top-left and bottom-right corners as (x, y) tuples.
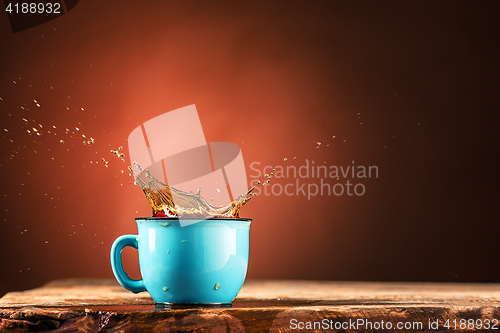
(110, 217), (251, 304)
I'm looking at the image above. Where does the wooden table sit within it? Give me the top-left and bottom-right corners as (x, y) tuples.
(1, 279), (499, 332)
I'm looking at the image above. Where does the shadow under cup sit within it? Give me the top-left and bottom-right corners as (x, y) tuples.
(111, 217), (251, 304)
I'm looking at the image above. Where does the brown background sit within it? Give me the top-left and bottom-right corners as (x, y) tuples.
(1, 1), (499, 298)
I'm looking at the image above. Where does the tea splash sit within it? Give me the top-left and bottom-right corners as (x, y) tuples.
(129, 162), (262, 218)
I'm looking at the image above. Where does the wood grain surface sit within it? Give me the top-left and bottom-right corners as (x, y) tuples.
(1, 279), (500, 332)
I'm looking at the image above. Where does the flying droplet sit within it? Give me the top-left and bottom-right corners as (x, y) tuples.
(59, 140), (64, 143)
(283, 158), (288, 161)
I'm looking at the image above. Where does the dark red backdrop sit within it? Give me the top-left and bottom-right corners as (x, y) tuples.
(1, 1), (499, 297)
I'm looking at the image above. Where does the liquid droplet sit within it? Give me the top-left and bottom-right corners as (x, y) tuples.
(214, 283), (220, 290)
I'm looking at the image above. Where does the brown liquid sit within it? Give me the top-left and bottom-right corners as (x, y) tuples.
(129, 162), (261, 218)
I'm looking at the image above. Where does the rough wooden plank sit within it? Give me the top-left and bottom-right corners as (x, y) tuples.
(2, 279), (500, 307)
(0, 279), (153, 308)
(1, 279), (500, 332)
(1, 303), (500, 332)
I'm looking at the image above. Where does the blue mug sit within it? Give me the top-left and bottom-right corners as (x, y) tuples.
(110, 217), (251, 304)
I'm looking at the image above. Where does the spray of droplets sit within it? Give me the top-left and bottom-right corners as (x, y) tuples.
(110, 146), (126, 163)
(4, 115), (96, 160)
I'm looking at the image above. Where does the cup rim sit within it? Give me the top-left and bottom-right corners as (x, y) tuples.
(135, 217), (251, 222)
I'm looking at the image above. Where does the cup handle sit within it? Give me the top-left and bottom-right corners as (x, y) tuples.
(110, 234), (146, 293)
